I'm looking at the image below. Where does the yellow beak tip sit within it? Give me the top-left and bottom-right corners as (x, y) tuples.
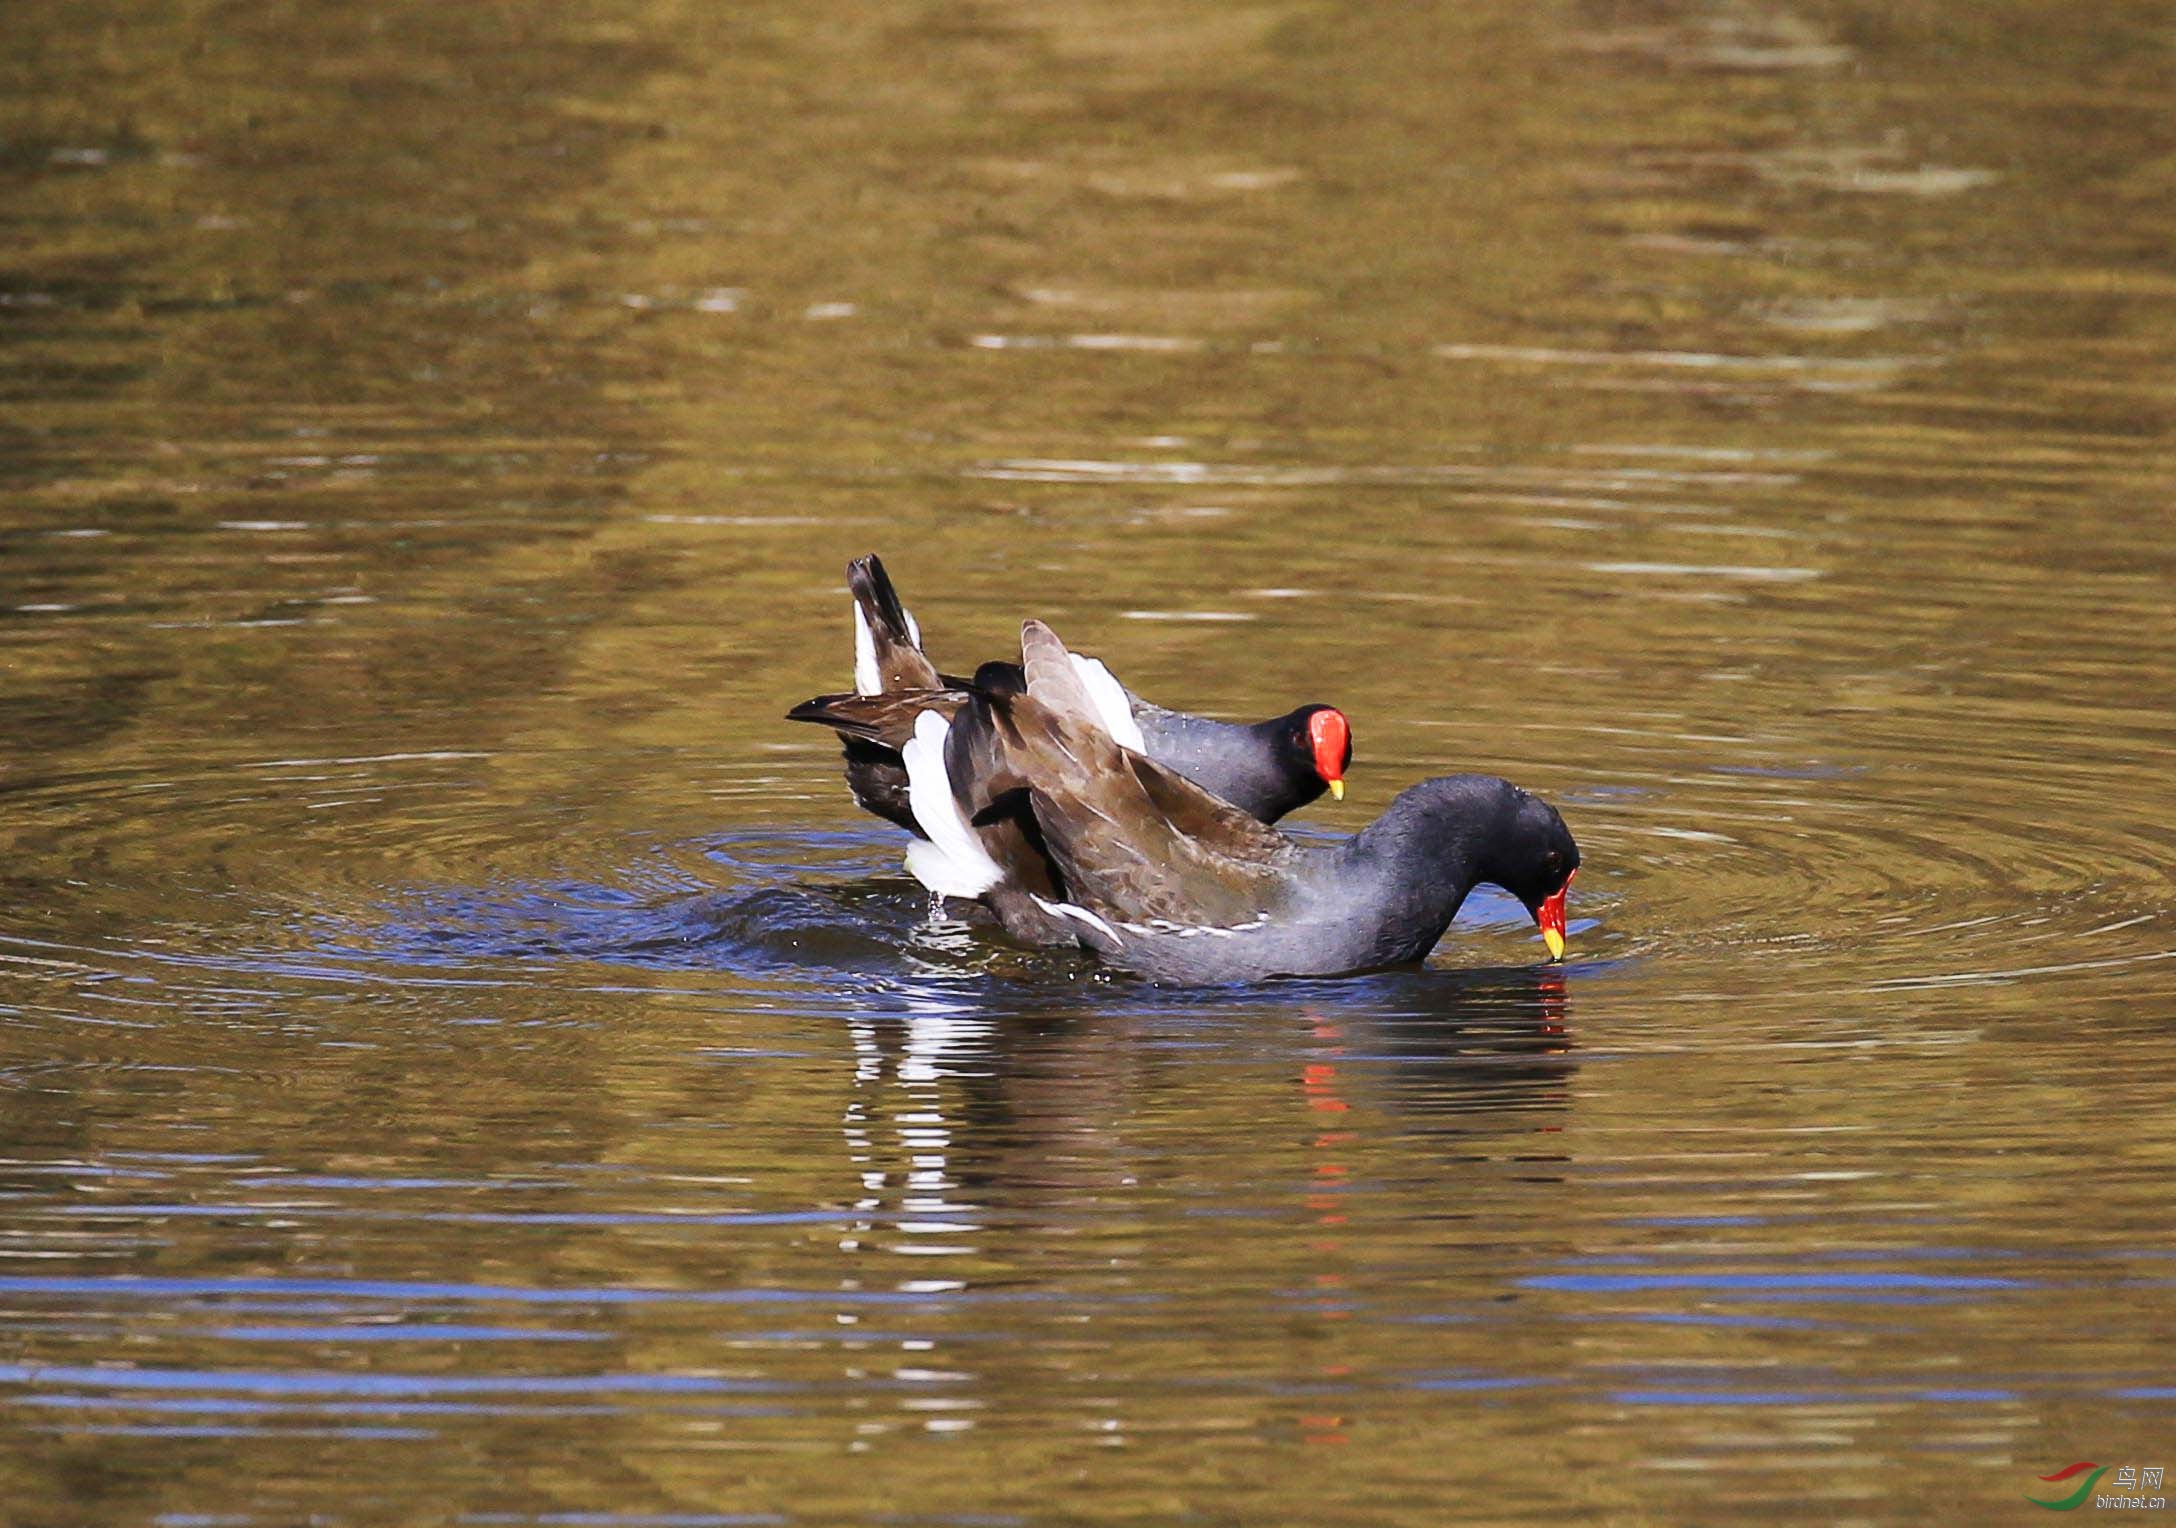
(1543, 928), (1566, 961)
(1328, 779), (1345, 801)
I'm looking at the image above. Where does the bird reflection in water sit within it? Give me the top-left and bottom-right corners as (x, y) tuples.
(838, 987), (994, 1264)
(1293, 965), (1572, 1449)
(828, 963), (1578, 1450)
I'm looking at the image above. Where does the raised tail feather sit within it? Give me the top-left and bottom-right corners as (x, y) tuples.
(847, 554), (940, 693)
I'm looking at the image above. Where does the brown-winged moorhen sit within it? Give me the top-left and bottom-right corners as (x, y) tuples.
(898, 619), (1579, 982)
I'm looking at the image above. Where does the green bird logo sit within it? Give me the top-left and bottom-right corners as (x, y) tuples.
(2026, 1463), (2110, 1511)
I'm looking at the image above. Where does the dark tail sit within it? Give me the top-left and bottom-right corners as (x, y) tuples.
(847, 555), (917, 651)
(784, 687), (969, 750)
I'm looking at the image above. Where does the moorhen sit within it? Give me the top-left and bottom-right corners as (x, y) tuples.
(902, 619), (1580, 982)
(788, 555), (1351, 835)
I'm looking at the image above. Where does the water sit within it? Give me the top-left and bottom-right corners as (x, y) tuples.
(3, 0), (2173, 1521)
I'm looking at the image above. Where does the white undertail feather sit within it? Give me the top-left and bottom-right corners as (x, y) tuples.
(852, 597), (922, 696)
(901, 711), (1004, 899)
(1066, 654), (1147, 752)
(852, 601), (880, 696)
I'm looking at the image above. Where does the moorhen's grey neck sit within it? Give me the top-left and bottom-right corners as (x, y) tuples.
(1308, 776), (1581, 973)
(1132, 701), (1350, 821)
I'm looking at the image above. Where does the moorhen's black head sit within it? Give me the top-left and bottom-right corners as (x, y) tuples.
(1271, 704), (1352, 800)
(1483, 789), (1580, 960)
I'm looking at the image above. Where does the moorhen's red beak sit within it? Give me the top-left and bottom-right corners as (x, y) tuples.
(1534, 870), (1574, 961)
(1308, 709), (1352, 801)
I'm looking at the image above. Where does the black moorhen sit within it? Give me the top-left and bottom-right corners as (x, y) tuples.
(903, 619), (1579, 982)
(787, 555), (1351, 835)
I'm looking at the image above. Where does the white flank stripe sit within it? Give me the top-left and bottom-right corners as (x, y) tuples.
(901, 711), (1004, 898)
(1066, 655), (1147, 752)
(1031, 895), (1122, 946)
(852, 600), (880, 695)
(904, 607), (922, 647)
(1118, 914), (1269, 939)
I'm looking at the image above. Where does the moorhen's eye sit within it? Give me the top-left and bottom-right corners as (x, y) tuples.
(1543, 850), (1562, 877)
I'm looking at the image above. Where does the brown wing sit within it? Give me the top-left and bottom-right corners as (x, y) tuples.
(990, 621), (1296, 926)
